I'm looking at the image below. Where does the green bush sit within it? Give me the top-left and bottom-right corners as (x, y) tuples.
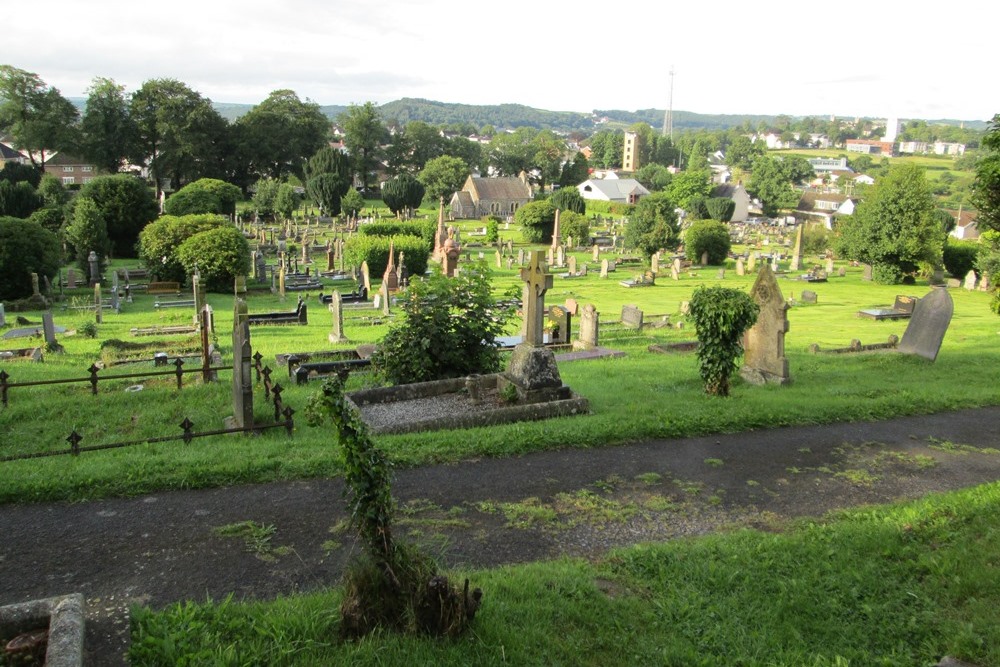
(551, 188), (586, 214)
(705, 197), (736, 223)
(138, 214), (229, 283)
(483, 216), (500, 243)
(943, 240), (980, 279)
(77, 174), (158, 257)
(344, 234), (431, 281)
(371, 262), (512, 384)
(175, 225), (252, 292)
(359, 222), (427, 241)
(802, 223), (832, 255)
(65, 198), (112, 276)
(688, 285), (759, 396)
(624, 192), (680, 259)
(560, 210), (590, 245)
(586, 200), (634, 217)
(515, 199), (556, 244)
(0, 216), (61, 301)
(684, 219), (732, 265)
(0, 180), (42, 218)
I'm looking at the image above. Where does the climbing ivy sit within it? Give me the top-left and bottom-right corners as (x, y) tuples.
(688, 286), (759, 396)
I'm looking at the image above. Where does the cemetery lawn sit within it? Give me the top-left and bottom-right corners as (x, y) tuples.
(2, 256), (1000, 505)
(129, 480), (1000, 666)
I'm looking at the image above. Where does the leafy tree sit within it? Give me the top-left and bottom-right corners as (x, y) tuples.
(514, 199), (556, 244)
(0, 66), (79, 169)
(371, 262), (512, 384)
(308, 173), (344, 216)
(164, 178), (242, 217)
(684, 219), (732, 264)
(175, 225), (252, 291)
(624, 191), (681, 259)
(304, 147), (351, 196)
(550, 187), (586, 214)
(0, 180), (42, 218)
(560, 210), (590, 245)
(233, 90), (329, 183)
(558, 151), (590, 188)
(137, 214), (227, 282)
(0, 163), (42, 188)
(975, 231), (1000, 313)
(340, 102), (388, 191)
(748, 155), (800, 217)
(835, 163), (941, 284)
(0, 216), (61, 299)
(418, 155), (468, 203)
(487, 129), (536, 176)
(341, 188), (365, 218)
(530, 130), (565, 192)
(251, 178), (280, 218)
(781, 155), (815, 184)
(688, 285), (759, 397)
(381, 173), (425, 218)
(972, 114), (1000, 234)
(635, 163), (672, 192)
(274, 183), (301, 221)
(725, 135), (765, 170)
(64, 197), (111, 275)
(402, 120), (446, 172)
(666, 168), (713, 211)
(76, 175), (158, 257)
(685, 195), (710, 221)
(705, 197), (736, 223)
(36, 174), (68, 210)
(79, 77), (135, 173)
(28, 207), (65, 235)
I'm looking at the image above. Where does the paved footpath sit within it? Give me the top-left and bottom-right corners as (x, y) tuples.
(2, 406), (1000, 665)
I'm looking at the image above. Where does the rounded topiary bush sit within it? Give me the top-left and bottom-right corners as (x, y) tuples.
(0, 216), (61, 301)
(684, 219), (732, 265)
(943, 240), (979, 279)
(175, 225), (251, 291)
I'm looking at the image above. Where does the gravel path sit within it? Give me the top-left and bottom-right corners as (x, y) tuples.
(2, 406), (1000, 665)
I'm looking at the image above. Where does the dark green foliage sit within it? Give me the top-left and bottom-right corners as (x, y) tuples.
(0, 180), (42, 218)
(418, 155), (469, 203)
(0, 216), (61, 300)
(382, 173), (425, 217)
(685, 195), (709, 220)
(77, 174), (158, 257)
(558, 151), (589, 188)
(688, 285), (759, 396)
(942, 240), (979, 278)
(137, 214), (228, 282)
(274, 183), (301, 220)
(972, 114), (1000, 234)
(307, 173), (344, 216)
(560, 211), (590, 245)
(801, 223), (832, 255)
(28, 206), (64, 234)
(634, 163), (673, 191)
(515, 199), (556, 244)
(624, 192), (680, 259)
(64, 197), (111, 275)
(705, 197), (736, 223)
(341, 188), (364, 218)
(164, 178), (241, 216)
(371, 262), (512, 384)
(175, 225), (251, 291)
(251, 178), (279, 217)
(684, 220), (732, 265)
(358, 221), (428, 244)
(344, 234), (430, 281)
(551, 187), (586, 214)
(0, 162), (42, 188)
(484, 216), (500, 243)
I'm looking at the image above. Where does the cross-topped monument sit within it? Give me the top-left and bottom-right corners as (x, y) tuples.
(520, 250), (553, 347)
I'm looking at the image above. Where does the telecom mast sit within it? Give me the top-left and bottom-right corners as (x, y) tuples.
(661, 66), (675, 139)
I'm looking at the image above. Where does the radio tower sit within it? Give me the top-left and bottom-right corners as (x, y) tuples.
(661, 66), (675, 139)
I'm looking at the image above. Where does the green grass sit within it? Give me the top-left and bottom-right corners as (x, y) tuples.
(2, 236), (1000, 504)
(128, 481), (1000, 666)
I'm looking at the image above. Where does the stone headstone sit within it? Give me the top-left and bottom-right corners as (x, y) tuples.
(564, 298), (579, 316)
(747, 255), (757, 272)
(231, 296), (254, 429)
(41, 311), (62, 352)
(546, 247), (554, 266)
(381, 282), (391, 316)
(592, 245), (600, 261)
(826, 257), (835, 274)
(278, 262), (286, 298)
(671, 264), (680, 281)
(801, 290), (817, 304)
(361, 261), (371, 293)
(700, 251), (708, 266)
(838, 267), (846, 278)
(979, 274), (992, 292)
(555, 245), (565, 267)
(496, 250), (503, 268)
(963, 270), (977, 291)
(518, 249), (525, 265)
(567, 256), (577, 275)
(741, 265), (790, 385)
(600, 259), (609, 278)
(551, 208), (562, 250)
(578, 303), (599, 348)
(66, 268), (78, 289)
(88, 251), (99, 286)
(0, 303), (5, 327)
(31, 272), (40, 297)
(862, 264), (873, 281)
(716, 269), (726, 280)
(328, 291), (346, 343)
(520, 251), (554, 347)
(549, 304), (570, 344)
(898, 288), (953, 362)
(736, 258), (745, 276)
(651, 253), (659, 274)
(621, 304), (643, 329)
(789, 225), (803, 271)
(255, 252), (266, 283)
(94, 283), (102, 324)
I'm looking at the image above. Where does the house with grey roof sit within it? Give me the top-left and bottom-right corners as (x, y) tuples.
(449, 172), (533, 219)
(710, 183), (751, 222)
(576, 178), (649, 204)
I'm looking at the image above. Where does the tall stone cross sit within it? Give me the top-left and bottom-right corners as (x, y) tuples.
(520, 251), (553, 347)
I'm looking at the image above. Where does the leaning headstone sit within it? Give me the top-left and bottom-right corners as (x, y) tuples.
(328, 292), (347, 343)
(42, 311), (62, 352)
(898, 288), (953, 362)
(741, 265), (791, 385)
(577, 303), (599, 348)
(621, 304), (643, 329)
(963, 270), (977, 291)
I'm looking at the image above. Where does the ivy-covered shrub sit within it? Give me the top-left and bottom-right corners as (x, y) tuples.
(943, 239), (980, 279)
(345, 234), (431, 281)
(684, 219), (731, 265)
(688, 285), (759, 397)
(138, 214), (228, 283)
(0, 216), (61, 301)
(175, 225), (252, 292)
(371, 262), (513, 384)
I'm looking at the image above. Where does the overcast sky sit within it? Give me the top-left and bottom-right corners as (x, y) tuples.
(6, 0), (995, 123)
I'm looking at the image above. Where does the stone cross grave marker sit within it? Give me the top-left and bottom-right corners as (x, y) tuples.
(520, 250), (553, 346)
(898, 288), (953, 362)
(741, 264), (790, 385)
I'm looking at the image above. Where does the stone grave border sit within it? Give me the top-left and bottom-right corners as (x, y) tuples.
(0, 593), (85, 667)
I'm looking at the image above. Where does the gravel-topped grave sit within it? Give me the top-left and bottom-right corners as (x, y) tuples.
(349, 374), (589, 435)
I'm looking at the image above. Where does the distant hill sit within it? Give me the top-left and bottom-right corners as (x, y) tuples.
(68, 97), (986, 134)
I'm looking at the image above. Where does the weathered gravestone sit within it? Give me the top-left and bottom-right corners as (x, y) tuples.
(66, 268), (78, 289)
(789, 225), (804, 271)
(501, 251), (567, 403)
(963, 270), (977, 291)
(0, 303), (5, 327)
(862, 264), (873, 281)
(361, 261), (371, 294)
(736, 257), (745, 276)
(564, 298), (579, 316)
(671, 264), (680, 281)
(897, 288), (953, 362)
(600, 259), (609, 278)
(651, 253), (659, 274)
(567, 255), (577, 275)
(518, 249), (525, 265)
(577, 303), (599, 348)
(88, 251), (100, 286)
(980, 274), (992, 292)
(329, 291), (347, 344)
(826, 257), (835, 274)
(716, 269), (726, 280)
(801, 290), (817, 304)
(592, 245), (600, 261)
(94, 283), (102, 324)
(42, 311), (63, 353)
(621, 304), (644, 329)
(741, 265), (791, 385)
(701, 251), (708, 266)
(747, 254), (756, 272)
(231, 279), (254, 429)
